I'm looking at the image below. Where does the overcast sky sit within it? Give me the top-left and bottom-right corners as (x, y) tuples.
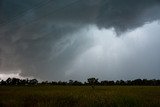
(0, 0), (160, 81)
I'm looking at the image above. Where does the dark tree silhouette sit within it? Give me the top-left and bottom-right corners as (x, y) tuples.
(29, 79), (38, 85)
(69, 80), (74, 85)
(87, 78), (99, 89)
(6, 78), (12, 85)
(0, 77), (160, 86)
(87, 78), (99, 85)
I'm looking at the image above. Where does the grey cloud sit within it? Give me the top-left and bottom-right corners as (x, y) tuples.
(1, 0), (160, 30)
(0, 0), (160, 80)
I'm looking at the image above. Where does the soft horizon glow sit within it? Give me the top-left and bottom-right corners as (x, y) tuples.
(0, 70), (34, 80)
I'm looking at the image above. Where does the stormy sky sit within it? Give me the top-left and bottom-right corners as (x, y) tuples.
(0, 0), (160, 81)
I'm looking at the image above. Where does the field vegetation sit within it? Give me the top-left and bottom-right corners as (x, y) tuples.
(0, 86), (160, 107)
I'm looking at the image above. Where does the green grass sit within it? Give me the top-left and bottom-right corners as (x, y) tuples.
(0, 86), (160, 107)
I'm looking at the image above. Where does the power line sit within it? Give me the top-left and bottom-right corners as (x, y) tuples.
(0, 0), (53, 26)
(0, 0), (80, 25)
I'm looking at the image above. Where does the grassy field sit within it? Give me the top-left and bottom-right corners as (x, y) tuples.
(0, 86), (160, 107)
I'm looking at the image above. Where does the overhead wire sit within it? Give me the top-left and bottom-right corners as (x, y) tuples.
(0, 0), (81, 27)
(0, 0), (54, 26)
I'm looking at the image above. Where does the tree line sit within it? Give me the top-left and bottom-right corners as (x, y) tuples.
(0, 77), (160, 86)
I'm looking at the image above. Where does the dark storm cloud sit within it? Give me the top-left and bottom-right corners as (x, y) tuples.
(1, 0), (160, 30)
(0, 0), (160, 80)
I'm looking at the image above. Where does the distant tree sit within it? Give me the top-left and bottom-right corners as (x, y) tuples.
(115, 80), (120, 85)
(1, 77), (160, 86)
(11, 78), (20, 85)
(108, 81), (115, 85)
(29, 79), (38, 85)
(156, 80), (160, 85)
(51, 81), (57, 85)
(42, 81), (49, 85)
(6, 78), (12, 85)
(119, 80), (126, 85)
(0, 80), (6, 85)
(132, 79), (142, 85)
(142, 79), (148, 85)
(69, 80), (74, 85)
(87, 78), (98, 84)
(57, 81), (67, 85)
(87, 78), (99, 88)
(126, 80), (132, 85)
(101, 80), (109, 85)
(73, 81), (82, 86)
(84, 82), (87, 85)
